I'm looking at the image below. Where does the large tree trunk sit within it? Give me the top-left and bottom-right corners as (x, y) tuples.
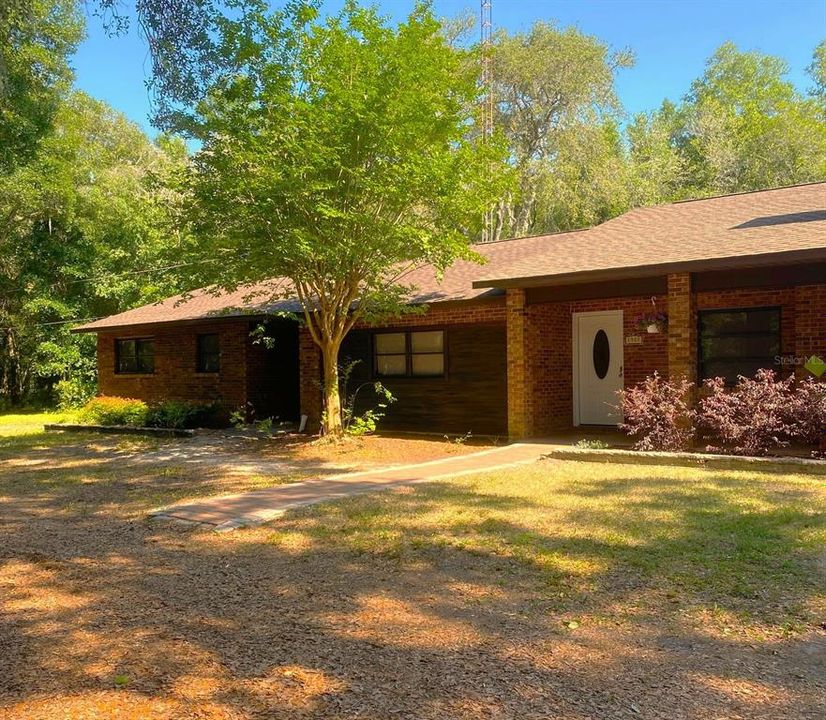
(321, 339), (343, 436)
(295, 279), (360, 438)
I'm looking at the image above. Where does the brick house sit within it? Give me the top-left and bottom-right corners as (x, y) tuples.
(75, 183), (826, 438)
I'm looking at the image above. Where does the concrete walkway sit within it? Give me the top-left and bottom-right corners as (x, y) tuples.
(151, 442), (557, 531)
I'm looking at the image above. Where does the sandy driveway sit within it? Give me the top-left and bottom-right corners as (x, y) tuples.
(1, 432), (823, 719)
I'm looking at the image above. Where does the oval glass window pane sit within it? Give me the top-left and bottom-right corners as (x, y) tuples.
(592, 329), (610, 379)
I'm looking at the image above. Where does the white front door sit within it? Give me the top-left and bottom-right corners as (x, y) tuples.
(574, 311), (624, 426)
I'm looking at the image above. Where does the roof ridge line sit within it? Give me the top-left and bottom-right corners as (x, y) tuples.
(473, 226), (590, 246)
(669, 181), (826, 206)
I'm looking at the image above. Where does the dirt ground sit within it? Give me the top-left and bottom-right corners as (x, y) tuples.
(4, 430), (492, 507)
(1, 431), (824, 719)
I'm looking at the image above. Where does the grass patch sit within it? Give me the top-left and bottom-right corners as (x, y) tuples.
(269, 459), (826, 633)
(0, 409), (75, 437)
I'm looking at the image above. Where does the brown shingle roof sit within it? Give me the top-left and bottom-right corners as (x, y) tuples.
(76, 182), (826, 332)
(74, 279), (299, 332)
(474, 182), (826, 288)
(74, 233), (567, 332)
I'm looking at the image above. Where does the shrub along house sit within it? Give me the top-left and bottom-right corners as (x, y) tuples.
(75, 182), (826, 438)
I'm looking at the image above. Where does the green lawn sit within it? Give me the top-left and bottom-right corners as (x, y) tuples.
(0, 409), (74, 437)
(267, 459), (826, 635)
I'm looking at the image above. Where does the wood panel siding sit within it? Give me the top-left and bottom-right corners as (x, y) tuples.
(340, 323), (507, 436)
(526, 276), (668, 304)
(693, 262), (826, 292)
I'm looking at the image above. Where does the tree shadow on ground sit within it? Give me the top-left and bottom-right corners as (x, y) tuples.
(0, 450), (824, 719)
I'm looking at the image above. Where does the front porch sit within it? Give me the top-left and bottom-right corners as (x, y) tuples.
(505, 268), (826, 440)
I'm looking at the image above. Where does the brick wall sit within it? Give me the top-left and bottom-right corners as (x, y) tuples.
(354, 301), (508, 329)
(507, 281), (826, 438)
(97, 320), (251, 417)
(298, 327), (323, 432)
(668, 273), (696, 381)
(94, 281), (826, 436)
(506, 289), (530, 439)
(518, 294), (669, 436)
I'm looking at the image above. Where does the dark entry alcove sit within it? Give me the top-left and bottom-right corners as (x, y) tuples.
(246, 319), (300, 422)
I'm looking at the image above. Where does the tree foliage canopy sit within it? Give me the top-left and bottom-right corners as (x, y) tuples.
(0, 0), (83, 172)
(188, 1), (508, 433)
(490, 21), (633, 238)
(0, 92), (190, 402)
(680, 42), (826, 194)
(491, 31), (826, 234)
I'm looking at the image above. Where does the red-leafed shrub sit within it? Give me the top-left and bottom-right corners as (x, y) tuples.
(619, 372), (696, 451)
(698, 369), (797, 456)
(790, 377), (826, 447)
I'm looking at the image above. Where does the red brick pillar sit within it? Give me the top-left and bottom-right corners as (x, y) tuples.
(507, 288), (533, 440)
(298, 327), (322, 433)
(667, 272), (696, 384)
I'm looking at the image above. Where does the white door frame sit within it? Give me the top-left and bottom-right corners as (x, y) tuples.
(572, 309), (624, 427)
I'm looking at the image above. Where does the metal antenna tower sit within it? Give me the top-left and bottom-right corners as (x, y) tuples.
(480, 0), (495, 242)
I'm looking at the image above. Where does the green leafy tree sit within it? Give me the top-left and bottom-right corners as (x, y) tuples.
(188, 1), (507, 435)
(0, 92), (190, 403)
(807, 40), (826, 107)
(626, 101), (687, 205)
(534, 118), (631, 232)
(93, 0), (272, 131)
(490, 21), (633, 237)
(0, 0), (83, 172)
(627, 42), (826, 202)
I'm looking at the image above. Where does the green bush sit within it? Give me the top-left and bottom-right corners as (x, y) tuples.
(146, 400), (215, 429)
(79, 396), (149, 426)
(55, 378), (97, 410)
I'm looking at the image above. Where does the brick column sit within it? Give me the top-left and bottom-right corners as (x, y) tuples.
(298, 327), (322, 433)
(667, 272), (696, 383)
(507, 288), (533, 440)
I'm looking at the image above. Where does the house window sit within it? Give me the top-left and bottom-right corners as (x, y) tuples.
(410, 330), (445, 376)
(375, 332), (407, 377)
(196, 333), (220, 373)
(374, 330), (445, 377)
(698, 307), (781, 383)
(116, 338), (154, 374)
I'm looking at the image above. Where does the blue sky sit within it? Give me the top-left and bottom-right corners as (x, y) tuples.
(73, 0), (826, 137)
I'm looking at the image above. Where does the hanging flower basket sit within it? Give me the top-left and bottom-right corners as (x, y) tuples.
(634, 312), (668, 334)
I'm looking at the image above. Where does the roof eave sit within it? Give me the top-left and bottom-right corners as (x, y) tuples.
(472, 247), (826, 290)
(71, 291), (508, 334)
(71, 311), (276, 334)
